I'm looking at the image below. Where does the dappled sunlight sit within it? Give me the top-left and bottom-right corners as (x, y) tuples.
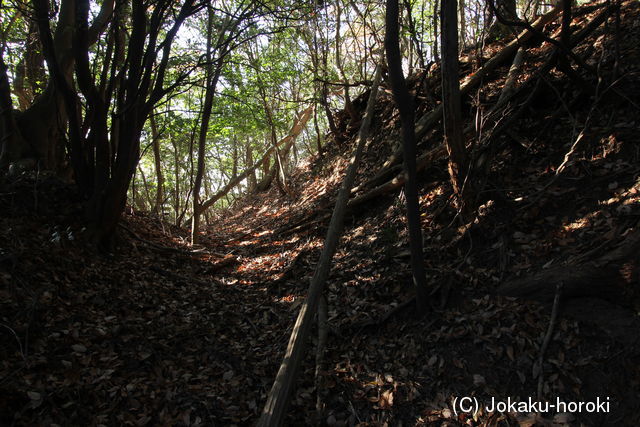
(563, 216), (591, 232)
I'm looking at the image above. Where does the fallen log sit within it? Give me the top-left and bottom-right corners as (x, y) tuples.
(280, 144), (446, 236)
(498, 227), (640, 303)
(258, 65), (383, 427)
(497, 47), (526, 107)
(351, 145), (446, 207)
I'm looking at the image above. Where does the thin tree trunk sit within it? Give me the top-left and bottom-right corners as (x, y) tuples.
(558, 0), (574, 76)
(171, 137), (181, 226)
(150, 112), (165, 215)
(432, 0), (440, 62)
(459, 0), (467, 50)
(383, 5), (561, 171)
(261, 94), (289, 193)
(192, 7), (223, 244)
(386, 0), (429, 313)
(313, 12), (338, 136)
(335, 0), (358, 122)
(137, 164), (154, 210)
(245, 141), (257, 192)
(231, 134), (239, 179)
(441, 0), (473, 218)
(403, 0), (426, 69)
(313, 106), (322, 154)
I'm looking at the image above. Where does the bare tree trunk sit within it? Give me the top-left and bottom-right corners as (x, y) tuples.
(13, 0), (114, 172)
(192, 7), (224, 244)
(137, 164), (154, 210)
(432, 0), (440, 61)
(558, 0), (573, 75)
(497, 47), (525, 106)
(231, 135), (239, 179)
(383, 5), (561, 171)
(386, 0), (429, 313)
(261, 95), (289, 194)
(150, 112), (165, 216)
(261, 134), (271, 179)
(245, 141), (257, 192)
(313, 106), (323, 154)
(499, 229), (640, 303)
(459, 0), (467, 50)
(171, 137), (181, 226)
(487, 0), (520, 40)
(335, 0), (358, 122)
(441, 0), (473, 219)
(402, 0), (426, 69)
(255, 155), (278, 193)
(312, 11), (338, 137)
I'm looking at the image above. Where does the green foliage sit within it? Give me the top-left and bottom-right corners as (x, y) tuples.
(2, 0), (495, 224)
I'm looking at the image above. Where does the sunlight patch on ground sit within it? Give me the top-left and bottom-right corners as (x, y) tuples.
(563, 217), (590, 231)
(278, 294), (297, 303)
(601, 177), (640, 209)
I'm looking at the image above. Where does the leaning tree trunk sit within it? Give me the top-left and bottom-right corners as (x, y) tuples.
(499, 228), (640, 303)
(217, 106), (313, 201)
(258, 65), (382, 427)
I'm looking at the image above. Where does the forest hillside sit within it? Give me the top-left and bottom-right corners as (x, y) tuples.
(1, 0), (640, 425)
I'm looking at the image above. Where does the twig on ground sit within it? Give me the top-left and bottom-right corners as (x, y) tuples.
(0, 323), (26, 361)
(536, 281), (563, 401)
(315, 295), (328, 425)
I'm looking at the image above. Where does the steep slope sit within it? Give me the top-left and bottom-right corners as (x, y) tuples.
(212, 1), (640, 423)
